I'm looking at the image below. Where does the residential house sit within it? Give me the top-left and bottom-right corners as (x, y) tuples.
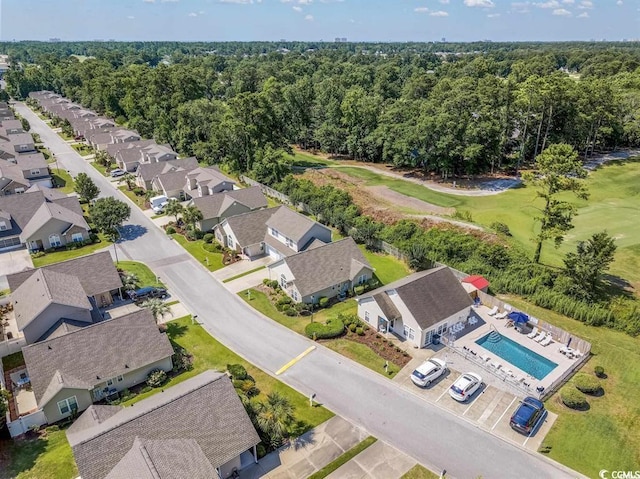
(87, 129), (141, 150)
(22, 310), (174, 424)
(268, 237), (373, 304)
(7, 250), (123, 309)
(0, 187), (90, 251)
(105, 139), (157, 160)
(135, 157), (199, 191)
(357, 266), (473, 348)
(0, 132), (36, 154)
(71, 117), (115, 139)
(66, 370), (260, 479)
(214, 206), (332, 260)
(1, 119), (25, 133)
(183, 166), (236, 199)
(192, 186), (267, 231)
(1, 152), (51, 188)
(115, 143), (178, 172)
(0, 162), (30, 195)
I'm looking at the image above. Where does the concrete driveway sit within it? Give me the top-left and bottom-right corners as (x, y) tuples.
(212, 256), (272, 282)
(0, 249), (33, 290)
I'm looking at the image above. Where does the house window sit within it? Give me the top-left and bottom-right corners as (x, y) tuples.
(404, 325), (415, 340)
(57, 396), (78, 416)
(270, 228), (279, 238)
(286, 237), (294, 248)
(49, 234), (61, 247)
(364, 311), (370, 323)
(358, 274), (367, 285)
(117, 375), (123, 382)
(0, 221), (6, 231)
(14, 188), (25, 194)
(280, 274), (287, 288)
(292, 290), (298, 301)
(30, 169), (40, 176)
(106, 378), (114, 386)
(227, 235), (234, 248)
(72, 233), (84, 242)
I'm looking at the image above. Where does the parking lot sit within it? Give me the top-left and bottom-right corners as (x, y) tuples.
(394, 361), (557, 452)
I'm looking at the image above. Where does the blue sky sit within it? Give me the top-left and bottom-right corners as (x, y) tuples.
(0, 0), (638, 42)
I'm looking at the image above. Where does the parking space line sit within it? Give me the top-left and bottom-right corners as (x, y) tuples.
(275, 346), (316, 375)
(436, 385), (450, 402)
(463, 386), (488, 416)
(491, 396), (518, 431)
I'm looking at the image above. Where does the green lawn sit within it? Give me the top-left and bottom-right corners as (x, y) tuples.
(324, 339), (401, 378)
(288, 150), (337, 168)
(71, 143), (93, 155)
(57, 131), (74, 141)
(359, 246), (411, 285)
(32, 236), (112, 267)
(333, 159), (640, 289)
(499, 295), (640, 477)
(50, 168), (74, 194)
(123, 316), (334, 434)
(171, 234), (225, 272)
(401, 465), (440, 479)
(0, 428), (77, 479)
(308, 436), (377, 479)
(117, 186), (147, 209)
(223, 266), (266, 283)
(90, 161), (110, 177)
(116, 260), (164, 288)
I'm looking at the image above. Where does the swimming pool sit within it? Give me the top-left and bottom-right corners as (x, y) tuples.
(475, 332), (558, 380)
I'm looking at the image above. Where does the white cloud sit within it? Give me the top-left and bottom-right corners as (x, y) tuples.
(616, 0), (623, 4)
(562, 0), (574, 3)
(304, 14), (314, 21)
(464, 0), (495, 6)
(292, 5), (302, 11)
(487, 13), (501, 17)
(127, 15), (135, 19)
(188, 12), (198, 16)
(281, 0), (313, 3)
(577, 0), (593, 8)
(161, 0), (180, 2)
(430, 10), (449, 16)
(439, 0), (450, 3)
(414, 7), (429, 12)
(577, 11), (589, 17)
(534, 1), (560, 8)
(143, 0), (155, 3)
(511, 1), (531, 13)
(220, 0), (254, 3)
(553, 8), (571, 15)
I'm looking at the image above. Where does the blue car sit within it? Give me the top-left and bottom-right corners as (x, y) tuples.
(510, 396), (546, 435)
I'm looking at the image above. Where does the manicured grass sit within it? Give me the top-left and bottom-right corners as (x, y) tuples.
(499, 294), (640, 477)
(324, 339), (401, 378)
(359, 246), (411, 285)
(50, 168), (74, 194)
(117, 260), (164, 288)
(0, 428), (77, 479)
(288, 150), (336, 168)
(31, 237), (112, 267)
(90, 161), (110, 177)
(223, 266), (266, 283)
(117, 186), (146, 209)
(0, 288), (9, 297)
(1, 351), (25, 371)
(57, 131), (74, 141)
(241, 288), (309, 335)
(171, 234), (224, 272)
(124, 316), (334, 434)
(401, 464), (440, 479)
(266, 196), (281, 208)
(307, 436), (377, 479)
(71, 143), (93, 155)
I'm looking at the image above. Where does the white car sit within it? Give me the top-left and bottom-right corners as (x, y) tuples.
(110, 168), (126, 178)
(449, 372), (483, 402)
(410, 358), (447, 387)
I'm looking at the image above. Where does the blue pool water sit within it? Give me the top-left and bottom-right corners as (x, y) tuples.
(475, 332), (558, 380)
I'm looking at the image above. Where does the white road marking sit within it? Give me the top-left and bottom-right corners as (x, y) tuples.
(491, 395), (518, 431)
(463, 386), (488, 416)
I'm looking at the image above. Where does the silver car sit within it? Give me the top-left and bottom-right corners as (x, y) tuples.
(410, 358), (447, 387)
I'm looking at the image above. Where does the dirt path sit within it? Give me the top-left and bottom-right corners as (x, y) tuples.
(366, 185), (454, 216)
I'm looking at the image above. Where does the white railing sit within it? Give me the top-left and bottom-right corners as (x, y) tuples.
(7, 410), (47, 437)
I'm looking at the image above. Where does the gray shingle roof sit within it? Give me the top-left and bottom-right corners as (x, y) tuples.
(11, 152), (48, 170)
(266, 206), (328, 242)
(136, 157), (199, 182)
(154, 170), (188, 192)
(221, 207), (280, 247)
(364, 267), (473, 330)
(274, 237), (371, 297)
(26, 183), (67, 200)
(7, 251), (122, 298)
(193, 186), (267, 221)
(13, 268), (92, 331)
(106, 139), (156, 158)
(67, 371), (260, 479)
(19, 200), (89, 241)
(105, 438), (217, 479)
(185, 166), (234, 187)
(23, 310), (174, 406)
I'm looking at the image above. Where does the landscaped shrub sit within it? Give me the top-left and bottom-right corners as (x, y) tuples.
(594, 366), (605, 378)
(45, 425), (60, 433)
(203, 233), (215, 243)
(172, 345), (194, 372)
(285, 308), (297, 317)
(268, 280), (279, 290)
(356, 327), (364, 336)
(318, 297), (329, 308)
(233, 378), (260, 397)
(349, 323), (357, 333)
(146, 369), (167, 388)
(140, 386), (152, 394)
(354, 285), (365, 295)
(30, 251), (46, 258)
(560, 386), (588, 410)
(227, 363), (248, 380)
(166, 226), (176, 235)
(133, 187), (145, 196)
(202, 243), (218, 253)
(294, 302), (309, 313)
(574, 373), (602, 394)
(305, 317), (345, 339)
(490, 221), (512, 236)
(276, 296), (293, 306)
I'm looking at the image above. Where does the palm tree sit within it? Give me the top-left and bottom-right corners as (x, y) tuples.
(121, 273), (139, 291)
(164, 200), (185, 224)
(120, 173), (136, 190)
(253, 392), (295, 448)
(141, 298), (172, 324)
(182, 205), (203, 231)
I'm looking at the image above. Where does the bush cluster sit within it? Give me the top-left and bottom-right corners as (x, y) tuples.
(203, 233), (215, 243)
(594, 366), (605, 378)
(202, 242), (220, 253)
(227, 363), (248, 380)
(166, 226), (176, 235)
(172, 345), (194, 372)
(305, 316), (345, 339)
(574, 373), (602, 394)
(560, 386), (588, 410)
(146, 369), (167, 388)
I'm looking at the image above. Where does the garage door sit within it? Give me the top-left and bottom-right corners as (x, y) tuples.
(0, 236), (21, 250)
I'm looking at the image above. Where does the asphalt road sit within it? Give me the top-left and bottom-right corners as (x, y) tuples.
(16, 102), (583, 479)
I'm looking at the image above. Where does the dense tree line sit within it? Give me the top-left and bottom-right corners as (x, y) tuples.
(6, 42), (640, 179)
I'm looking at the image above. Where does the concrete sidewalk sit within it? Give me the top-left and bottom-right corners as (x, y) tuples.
(325, 439), (415, 479)
(212, 256), (272, 282)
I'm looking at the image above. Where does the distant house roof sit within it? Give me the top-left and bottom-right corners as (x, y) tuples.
(19, 200), (89, 241)
(185, 166), (234, 187)
(221, 207), (280, 247)
(25, 183), (67, 200)
(363, 267), (473, 330)
(23, 310), (174, 407)
(266, 206), (329, 243)
(13, 268), (92, 332)
(136, 157), (199, 182)
(105, 139), (156, 158)
(10, 152), (48, 170)
(273, 237), (372, 297)
(154, 170), (189, 193)
(67, 371), (260, 479)
(192, 186), (267, 221)
(88, 129), (140, 145)
(462, 275), (490, 291)
(7, 251), (122, 298)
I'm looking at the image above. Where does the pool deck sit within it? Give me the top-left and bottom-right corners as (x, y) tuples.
(446, 305), (583, 394)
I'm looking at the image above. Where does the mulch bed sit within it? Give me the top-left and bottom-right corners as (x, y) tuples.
(342, 328), (412, 367)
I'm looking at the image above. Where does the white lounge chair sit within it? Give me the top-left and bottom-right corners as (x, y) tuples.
(495, 311), (509, 319)
(559, 345), (573, 356)
(469, 316), (478, 325)
(534, 331), (546, 342)
(540, 334), (554, 347)
(527, 327), (539, 339)
(490, 361), (502, 370)
(487, 306), (499, 316)
(480, 354), (491, 362)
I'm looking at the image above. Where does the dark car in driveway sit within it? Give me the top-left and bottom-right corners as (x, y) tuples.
(128, 286), (168, 304)
(510, 396), (546, 435)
